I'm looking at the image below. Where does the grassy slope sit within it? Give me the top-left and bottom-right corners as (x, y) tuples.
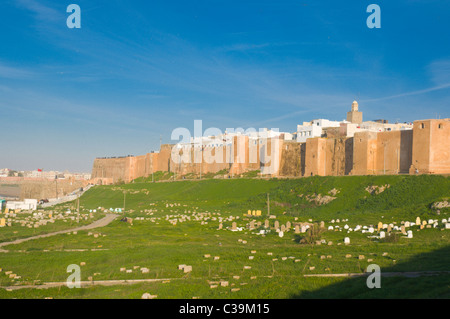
(0, 175), (449, 299)
(0, 208), (105, 244)
(83, 175), (450, 223)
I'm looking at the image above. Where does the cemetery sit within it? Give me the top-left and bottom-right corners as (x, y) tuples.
(0, 174), (449, 298)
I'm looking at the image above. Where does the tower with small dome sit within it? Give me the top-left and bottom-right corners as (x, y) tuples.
(347, 100), (363, 124)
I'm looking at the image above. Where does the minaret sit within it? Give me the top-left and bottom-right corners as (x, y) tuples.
(347, 100), (363, 124)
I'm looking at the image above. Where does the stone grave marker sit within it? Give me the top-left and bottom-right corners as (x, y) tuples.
(184, 266), (192, 273)
(274, 221), (279, 229)
(401, 226), (406, 234)
(377, 222), (383, 231)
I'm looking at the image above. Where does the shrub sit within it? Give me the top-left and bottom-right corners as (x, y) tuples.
(115, 179), (125, 185)
(299, 223), (324, 245)
(380, 232), (400, 243)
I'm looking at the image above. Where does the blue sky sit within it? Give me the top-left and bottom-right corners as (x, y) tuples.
(0, 0), (449, 172)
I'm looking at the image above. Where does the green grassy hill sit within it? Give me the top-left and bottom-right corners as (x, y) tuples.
(82, 174), (450, 224)
(0, 174), (449, 299)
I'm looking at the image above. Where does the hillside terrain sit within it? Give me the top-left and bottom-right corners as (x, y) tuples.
(0, 174), (449, 299)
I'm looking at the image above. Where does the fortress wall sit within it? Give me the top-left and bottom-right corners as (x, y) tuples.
(260, 138), (284, 176)
(191, 146), (204, 175)
(351, 132), (378, 175)
(91, 118), (449, 182)
(230, 137), (261, 174)
(398, 130), (413, 173)
(202, 145), (229, 174)
(167, 136), (271, 178)
(351, 130), (412, 175)
(410, 119), (450, 174)
(149, 153), (158, 174)
(248, 139), (261, 171)
(156, 144), (173, 173)
(229, 136), (247, 175)
(129, 154), (152, 181)
(344, 138), (354, 175)
(91, 157), (132, 184)
(169, 144), (230, 177)
(169, 146), (185, 176)
(324, 137), (353, 176)
(278, 141), (304, 177)
(230, 136), (253, 175)
(375, 130), (413, 175)
(19, 179), (87, 200)
(304, 138), (327, 176)
(429, 119), (450, 174)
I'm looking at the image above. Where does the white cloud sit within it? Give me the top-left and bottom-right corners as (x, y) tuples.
(361, 83), (450, 103)
(0, 61), (34, 79)
(428, 59), (450, 86)
(15, 0), (62, 22)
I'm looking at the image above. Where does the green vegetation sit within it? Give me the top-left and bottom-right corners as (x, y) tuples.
(133, 171), (175, 183)
(241, 170), (260, 178)
(0, 174), (449, 299)
(298, 224), (325, 245)
(201, 168), (229, 179)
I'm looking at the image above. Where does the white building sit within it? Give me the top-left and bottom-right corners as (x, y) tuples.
(6, 199), (38, 211)
(0, 168), (10, 178)
(296, 119), (343, 143)
(296, 118), (413, 143)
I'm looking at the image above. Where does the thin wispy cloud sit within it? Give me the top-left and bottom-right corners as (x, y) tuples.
(0, 61), (34, 79)
(15, 0), (62, 22)
(428, 59), (450, 85)
(361, 83), (450, 103)
(0, 92), (163, 132)
(218, 42), (297, 53)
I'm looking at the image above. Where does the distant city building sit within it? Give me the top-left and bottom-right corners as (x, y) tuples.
(297, 101), (413, 142)
(0, 169), (91, 181)
(297, 119), (343, 143)
(6, 199), (38, 211)
(0, 169), (10, 178)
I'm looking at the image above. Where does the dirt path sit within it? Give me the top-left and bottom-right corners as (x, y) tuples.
(0, 214), (119, 250)
(2, 278), (182, 290)
(2, 271), (450, 291)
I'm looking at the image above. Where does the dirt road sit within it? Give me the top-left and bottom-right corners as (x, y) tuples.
(0, 214), (119, 249)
